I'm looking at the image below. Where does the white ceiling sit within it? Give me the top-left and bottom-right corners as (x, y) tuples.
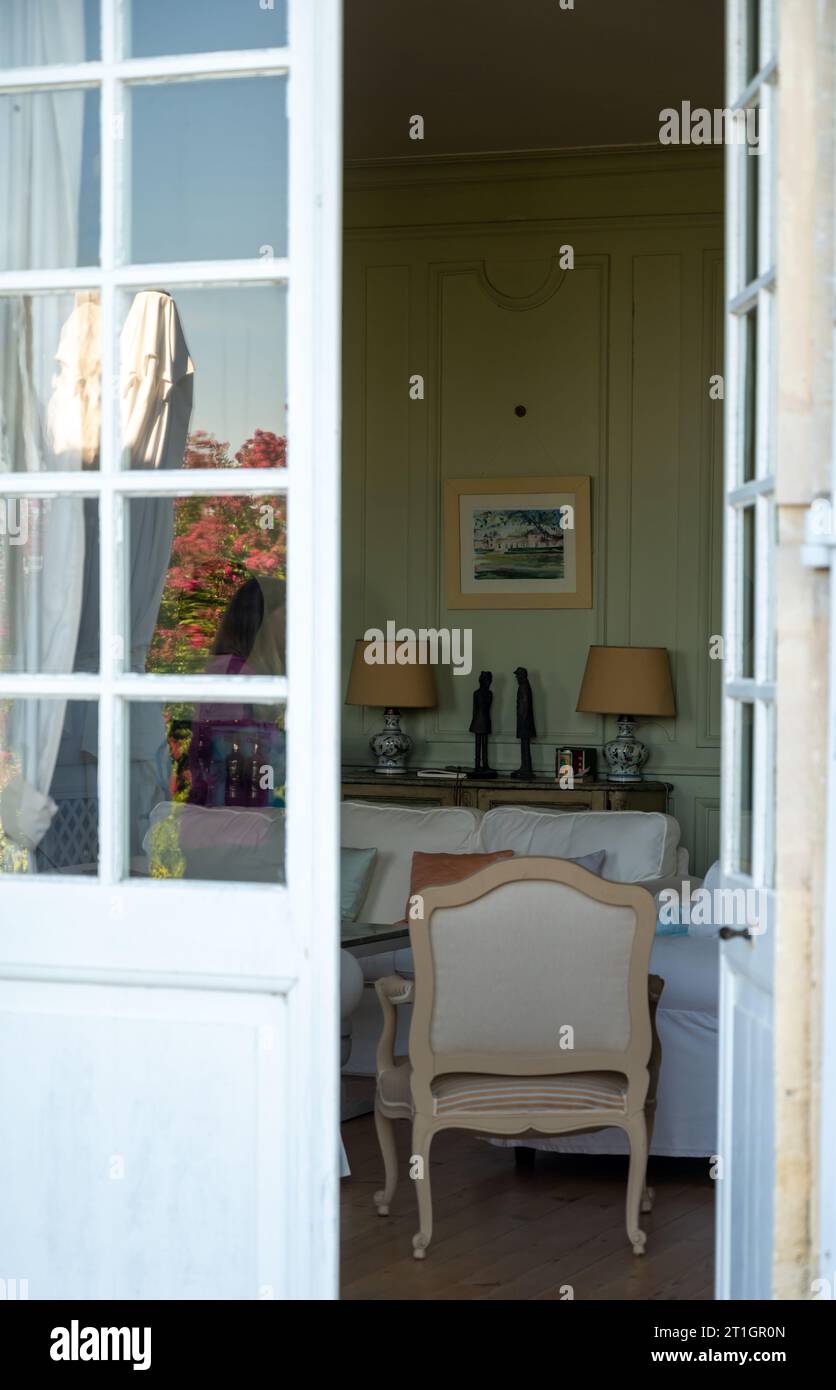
(344, 0), (724, 162)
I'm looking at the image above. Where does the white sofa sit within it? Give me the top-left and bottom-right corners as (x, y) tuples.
(341, 799), (718, 1158)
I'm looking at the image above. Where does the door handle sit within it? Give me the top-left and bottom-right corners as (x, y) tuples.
(718, 926), (752, 941)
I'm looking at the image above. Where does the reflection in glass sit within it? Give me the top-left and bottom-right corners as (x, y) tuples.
(129, 77), (288, 262)
(0, 698), (99, 875)
(0, 494), (95, 673)
(119, 286), (288, 469)
(745, 130), (759, 285)
(0, 90), (100, 270)
(120, 290), (195, 470)
(736, 702), (754, 875)
(741, 505), (755, 678)
(134, 700), (285, 883)
(743, 309), (757, 483)
(0, 291), (101, 472)
(138, 498), (287, 676)
(0, 0), (100, 66)
(127, 0), (287, 57)
(746, 0), (761, 82)
(158, 286), (288, 452)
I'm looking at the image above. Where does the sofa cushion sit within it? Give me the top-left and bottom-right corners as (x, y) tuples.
(340, 800), (481, 925)
(479, 807), (679, 883)
(340, 846), (378, 921)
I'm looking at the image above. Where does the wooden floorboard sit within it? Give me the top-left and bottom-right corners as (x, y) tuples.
(341, 1110), (715, 1301)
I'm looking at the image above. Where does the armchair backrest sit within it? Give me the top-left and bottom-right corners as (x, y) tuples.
(408, 857), (656, 1110)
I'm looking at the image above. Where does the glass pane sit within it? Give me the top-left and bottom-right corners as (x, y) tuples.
(740, 505), (756, 678)
(131, 700), (285, 883)
(746, 0), (761, 81)
(763, 704), (775, 888)
(127, 0), (287, 56)
(1, 495), (100, 674)
(0, 0), (100, 66)
(118, 286), (287, 468)
(745, 129), (759, 284)
(0, 90), (100, 270)
(742, 309), (757, 483)
(0, 292), (102, 472)
(735, 702), (754, 875)
(128, 77), (288, 262)
(0, 697), (99, 875)
(765, 500), (776, 679)
(132, 495), (286, 678)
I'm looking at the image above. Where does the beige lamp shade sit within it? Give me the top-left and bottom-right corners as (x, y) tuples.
(345, 639), (438, 709)
(576, 646), (675, 717)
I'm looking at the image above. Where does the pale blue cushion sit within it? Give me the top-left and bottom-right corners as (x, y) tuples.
(655, 905), (689, 937)
(341, 846), (377, 921)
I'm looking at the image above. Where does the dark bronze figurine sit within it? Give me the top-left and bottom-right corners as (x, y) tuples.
(512, 666), (536, 780)
(468, 670), (497, 778)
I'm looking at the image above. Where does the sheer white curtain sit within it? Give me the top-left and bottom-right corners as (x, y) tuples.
(0, 1), (88, 856)
(49, 291), (194, 861)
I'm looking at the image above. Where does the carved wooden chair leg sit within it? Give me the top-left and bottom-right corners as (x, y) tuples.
(626, 1117), (648, 1256)
(373, 1102), (398, 1216)
(411, 1116), (435, 1259)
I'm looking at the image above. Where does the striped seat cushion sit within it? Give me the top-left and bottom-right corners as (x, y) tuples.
(377, 1065), (627, 1116)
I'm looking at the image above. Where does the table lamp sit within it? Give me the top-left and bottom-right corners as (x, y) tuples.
(345, 638), (438, 774)
(576, 645), (675, 782)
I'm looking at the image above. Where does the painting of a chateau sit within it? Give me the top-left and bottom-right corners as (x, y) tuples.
(472, 507), (565, 581)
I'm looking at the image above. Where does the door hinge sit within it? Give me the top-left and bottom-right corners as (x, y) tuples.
(801, 496), (836, 568)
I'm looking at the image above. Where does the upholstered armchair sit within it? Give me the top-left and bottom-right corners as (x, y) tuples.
(372, 857), (663, 1260)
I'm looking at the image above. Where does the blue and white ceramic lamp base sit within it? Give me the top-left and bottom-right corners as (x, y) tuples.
(603, 715), (649, 783)
(370, 708), (413, 774)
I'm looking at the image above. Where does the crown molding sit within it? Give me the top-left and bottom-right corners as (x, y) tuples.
(344, 143), (724, 192)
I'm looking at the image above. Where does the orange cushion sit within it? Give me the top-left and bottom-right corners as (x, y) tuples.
(401, 849), (514, 923)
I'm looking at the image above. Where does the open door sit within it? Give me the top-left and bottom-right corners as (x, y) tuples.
(716, 0), (777, 1301)
(0, 0), (342, 1299)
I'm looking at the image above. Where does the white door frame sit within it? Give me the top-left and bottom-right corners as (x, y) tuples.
(0, 0), (342, 1300)
(716, 0), (778, 1301)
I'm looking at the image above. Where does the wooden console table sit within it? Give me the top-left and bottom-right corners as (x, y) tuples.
(342, 768), (670, 814)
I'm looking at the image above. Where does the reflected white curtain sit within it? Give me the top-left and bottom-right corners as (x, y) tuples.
(49, 292), (195, 860)
(0, 1), (87, 857)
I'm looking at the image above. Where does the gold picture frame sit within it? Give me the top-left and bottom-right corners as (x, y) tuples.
(444, 475), (592, 610)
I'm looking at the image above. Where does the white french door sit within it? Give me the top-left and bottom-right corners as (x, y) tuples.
(0, 0), (341, 1299)
(716, 0), (777, 1301)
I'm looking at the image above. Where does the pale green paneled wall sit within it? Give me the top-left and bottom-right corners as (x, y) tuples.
(342, 148), (724, 874)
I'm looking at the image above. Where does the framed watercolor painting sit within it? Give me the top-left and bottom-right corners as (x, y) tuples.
(444, 475), (592, 609)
